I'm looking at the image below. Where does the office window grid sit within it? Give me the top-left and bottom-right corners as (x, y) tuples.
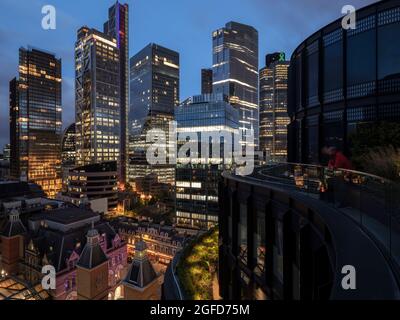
(324, 89), (343, 104)
(323, 110), (343, 123)
(307, 96), (319, 107)
(323, 29), (342, 47)
(379, 78), (400, 93)
(347, 106), (376, 122)
(379, 103), (400, 120)
(378, 7), (400, 26)
(323, 29), (343, 104)
(348, 15), (376, 37)
(306, 41), (319, 107)
(347, 81), (376, 99)
(306, 115), (319, 126)
(306, 41), (318, 56)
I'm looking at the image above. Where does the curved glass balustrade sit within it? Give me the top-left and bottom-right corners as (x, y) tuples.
(255, 163), (400, 268)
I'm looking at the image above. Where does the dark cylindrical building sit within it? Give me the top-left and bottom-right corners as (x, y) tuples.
(288, 0), (400, 164)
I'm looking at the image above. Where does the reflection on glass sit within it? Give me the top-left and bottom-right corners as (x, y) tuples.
(254, 210), (265, 277)
(323, 41), (342, 93)
(378, 22), (400, 79)
(347, 30), (376, 86)
(273, 220), (283, 283)
(238, 203), (248, 264)
(307, 46), (318, 106)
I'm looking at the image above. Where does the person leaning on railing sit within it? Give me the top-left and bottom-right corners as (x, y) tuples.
(322, 146), (353, 171)
(321, 146), (355, 206)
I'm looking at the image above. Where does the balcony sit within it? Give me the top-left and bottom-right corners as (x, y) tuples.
(257, 163), (400, 268)
(219, 164), (400, 300)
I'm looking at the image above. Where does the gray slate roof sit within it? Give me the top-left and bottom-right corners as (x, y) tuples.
(76, 241), (108, 269)
(1, 219), (26, 237)
(124, 258), (157, 288)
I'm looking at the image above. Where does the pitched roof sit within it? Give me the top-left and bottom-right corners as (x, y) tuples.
(1, 220), (26, 237)
(27, 221), (116, 272)
(76, 242), (108, 269)
(123, 240), (157, 288)
(1, 209), (26, 237)
(124, 258), (157, 288)
(76, 227), (108, 270)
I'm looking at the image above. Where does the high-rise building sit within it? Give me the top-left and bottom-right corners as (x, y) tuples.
(201, 68), (213, 94)
(61, 123), (76, 167)
(64, 161), (118, 213)
(75, 27), (120, 167)
(104, 1), (129, 185)
(287, 1), (400, 164)
(2, 144), (11, 161)
(259, 52), (289, 162)
(175, 93), (239, 230)
(61, 123), (76, 190)
(212, 22), (259, 147)
(9, 47), (62, 198)
(128, 43), (179, 187)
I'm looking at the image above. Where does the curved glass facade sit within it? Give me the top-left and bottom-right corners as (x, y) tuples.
(288, 1), (400, 164)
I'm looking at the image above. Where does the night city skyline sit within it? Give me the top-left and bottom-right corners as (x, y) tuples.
(2, 0), (400, 305)
(0, 0), (375, 150)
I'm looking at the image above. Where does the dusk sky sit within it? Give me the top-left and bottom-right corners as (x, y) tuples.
(0, 0), (376, 150)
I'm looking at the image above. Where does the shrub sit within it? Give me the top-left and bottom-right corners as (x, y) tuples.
(358, 146), (400, 181)
(176, 228), (219, 300)
(349, 121), (400, 179)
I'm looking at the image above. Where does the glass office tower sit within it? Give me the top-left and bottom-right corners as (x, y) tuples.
(175, 93), (239, 230)
(288, 1), (400, 164)
(9, 47), (62, 198)
(212, 21), (259, 148)
(259, 53), (289, 162)
(201, 68), (213, 94)
(75, 27), (120, 166)
(61, 123), (76, 167)
(104, 1), (129, 185)
(61, 123), (76, 191)
(129, 43), (179, 187)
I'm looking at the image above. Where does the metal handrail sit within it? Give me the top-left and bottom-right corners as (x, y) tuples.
(265, 162), (393, 184)
(238, 163), (400, 274)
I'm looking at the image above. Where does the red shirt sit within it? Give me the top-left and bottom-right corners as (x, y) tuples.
(328, 151), (353, 170)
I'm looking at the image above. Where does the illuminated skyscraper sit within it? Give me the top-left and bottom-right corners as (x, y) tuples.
(175, 93), (239, 229)
(61, 123), (76, 190)
(9, 47), (62, 198)
(75, 27), (120, 166)
(129, 43), (179, 186)
(212, 22), (259, 147)
(2, 144), (11, 161)
(104, 1), (129, 185)
(61, 123), (76, 167)
(259, 52), (289, 162)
